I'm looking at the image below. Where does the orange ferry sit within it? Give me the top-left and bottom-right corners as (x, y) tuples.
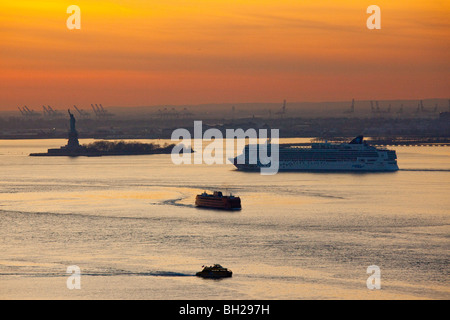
(195, 191), (241, 210)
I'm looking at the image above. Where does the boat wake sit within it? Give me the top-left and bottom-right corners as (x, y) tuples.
(156, 197), (196, 209)
(0, 270), (195, 278)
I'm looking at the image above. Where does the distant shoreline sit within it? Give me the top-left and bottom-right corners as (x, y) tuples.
(1, 136), (448, 147)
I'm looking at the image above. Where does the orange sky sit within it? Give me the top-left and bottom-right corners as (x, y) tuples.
(0, 0), (449, 110)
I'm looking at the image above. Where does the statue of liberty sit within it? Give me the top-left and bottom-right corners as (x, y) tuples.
(68, 109), (76, 133)
(67, 109), (80, 148)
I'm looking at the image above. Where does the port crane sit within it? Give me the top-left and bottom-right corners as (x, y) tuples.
(42, 105), (63, 118)
(18, 106), (40, 117)
(91, 104), (114, 118)
(344, 99), (355, 114)
(73, 105), (90, 118)
(371, 101), (390, 114)
(275, 100), (287, 117)
(416, 100), (438, 113)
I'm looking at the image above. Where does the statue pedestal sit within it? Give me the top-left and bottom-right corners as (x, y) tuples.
(67, 131), (80, 148)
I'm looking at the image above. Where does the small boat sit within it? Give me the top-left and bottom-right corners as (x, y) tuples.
(196, 264), (233, 278)
(195, 191), (241, 210)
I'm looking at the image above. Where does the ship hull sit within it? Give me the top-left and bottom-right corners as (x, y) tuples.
(196, 271), (232, 278)
(234, 160), (399, 172)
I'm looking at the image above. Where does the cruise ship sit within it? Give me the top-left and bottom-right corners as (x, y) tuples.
(231, 136), (399, 172)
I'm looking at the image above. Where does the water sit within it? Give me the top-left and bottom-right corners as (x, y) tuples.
(0, 139), (449, 299)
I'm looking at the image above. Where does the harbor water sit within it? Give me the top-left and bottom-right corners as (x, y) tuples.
(0, 139), (448, 299)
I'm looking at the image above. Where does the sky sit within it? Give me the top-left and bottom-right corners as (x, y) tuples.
(0, 0), (449, 110)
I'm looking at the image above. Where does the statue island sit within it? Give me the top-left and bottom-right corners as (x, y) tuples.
(30, 109), (191, 157)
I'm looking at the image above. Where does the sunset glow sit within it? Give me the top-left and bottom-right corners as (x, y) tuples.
(0, 0), (449, 110)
